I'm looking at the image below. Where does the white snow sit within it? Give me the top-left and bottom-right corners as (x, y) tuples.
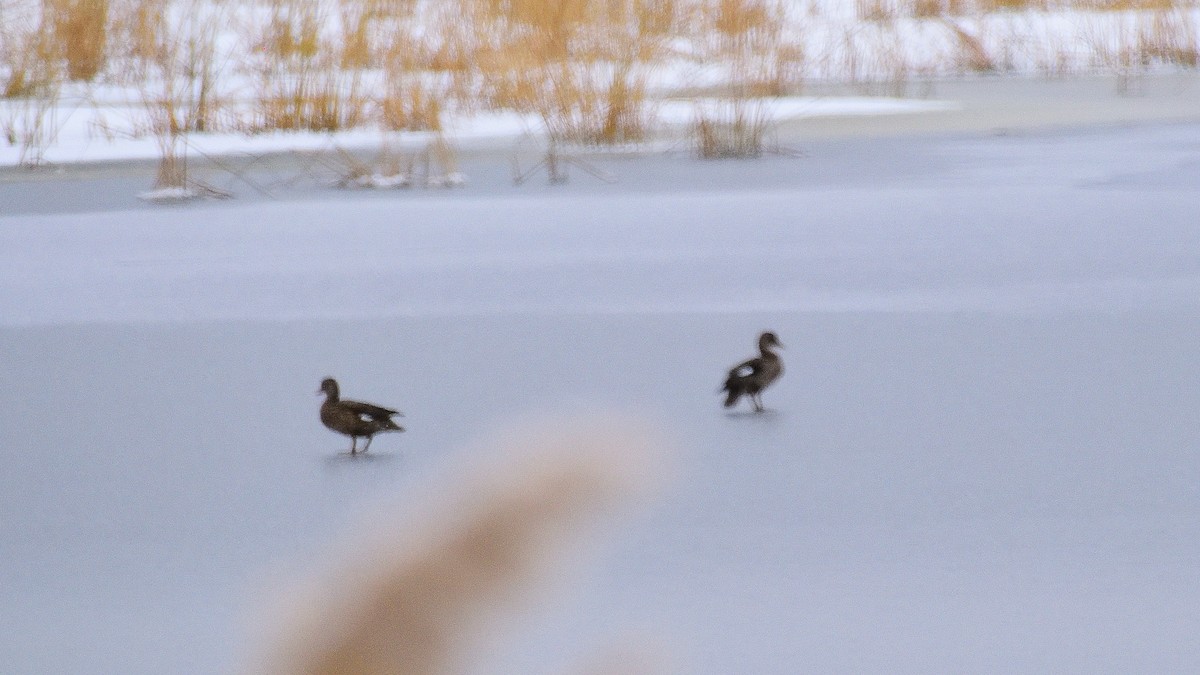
(656, 95), (960, 123)
(0, 95), (961, 167)
(136, 185), (206, 203)
(2, 81), (1200, 673)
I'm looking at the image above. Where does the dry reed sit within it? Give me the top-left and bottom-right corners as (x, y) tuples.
(4, 0), (1200, 166)
(246, 416), (665, 675)
(469, 0), (676, 145)
(46, 0), (110, 81)
(1, 2), (65, 165)
(251, 0), (370, 132)
(943, 18), (999, 71)
(1136, 8), (1199, 65)
(132, 0), (232, 187)
(693, 97), (773, 158)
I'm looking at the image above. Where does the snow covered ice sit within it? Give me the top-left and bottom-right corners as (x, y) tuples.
(2, 107), (1200, 672)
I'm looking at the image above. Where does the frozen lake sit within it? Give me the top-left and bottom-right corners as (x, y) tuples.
(2, 117), (1199, 673)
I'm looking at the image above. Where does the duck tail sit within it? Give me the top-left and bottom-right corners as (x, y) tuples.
(721, 380), (741, 408)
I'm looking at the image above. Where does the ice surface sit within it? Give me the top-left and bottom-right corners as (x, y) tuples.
(3, 123), (1199, 325)
(1, 121), (1199, 674)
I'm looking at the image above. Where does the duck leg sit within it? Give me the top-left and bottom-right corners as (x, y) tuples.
(362, 435), (374, 453)
(752, 394), (764, 413)
(350, 436), (358, 455)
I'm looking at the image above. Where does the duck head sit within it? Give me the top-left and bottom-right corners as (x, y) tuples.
(759, 331), (783, 351)
(318, 377), (340, 400)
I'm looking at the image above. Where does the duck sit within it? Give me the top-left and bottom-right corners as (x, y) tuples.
(318, 378), (404, 454)
(721, 331), (784, 413)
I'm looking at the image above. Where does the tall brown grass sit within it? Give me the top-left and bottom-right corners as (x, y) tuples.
(692, 98), (773, 158)
(374, 4), (456, 133)
(1137, 8), (1199, 65)
(686, 0), (801, 157)
(867, 0), (1194, 18)
(46, 0), (110, 81)
(130, 0), (231, 187)
(338, 3), (373, 69)
(379, 76), (444, 131)
(4, 0), (1200, 166)
(703, 0), (805, 97)
(111, 0), (167, 65)
(1080, 4), (1197, 89)
(977, 0), (1050, 11)
(2, 6), (61, 99)
(255, 67), (369, 132)
(856, 0), (899, 22)
(245, 416), (665, 675)
(1080, 0), (1182, 10)
(252, 0), (370, 132)
(943, 18), (999, 71)
(1, 2), (65, 165)
(471, 0), (678, 145)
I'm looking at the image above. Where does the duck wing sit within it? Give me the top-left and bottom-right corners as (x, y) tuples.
(322, 401), (373, 436)
(727, 356), (765, 382)
(341, 399), (402, 421)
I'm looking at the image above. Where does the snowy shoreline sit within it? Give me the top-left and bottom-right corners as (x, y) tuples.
(3, 72), (1199, 183)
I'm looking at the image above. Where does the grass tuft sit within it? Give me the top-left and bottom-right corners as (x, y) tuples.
(47, 0), (110, 81)
(693, 98), (772, 158)
(1137, 9), (1199, 66)
(471, 0), (669, 146)
(942, 18), (998, 72)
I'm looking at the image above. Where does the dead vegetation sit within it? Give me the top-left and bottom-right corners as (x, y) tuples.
(693, 99), (772, 157)
(471, 0), (679, 146)
(248, 417), (665, 675)
(2, 0), (1200, 174)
